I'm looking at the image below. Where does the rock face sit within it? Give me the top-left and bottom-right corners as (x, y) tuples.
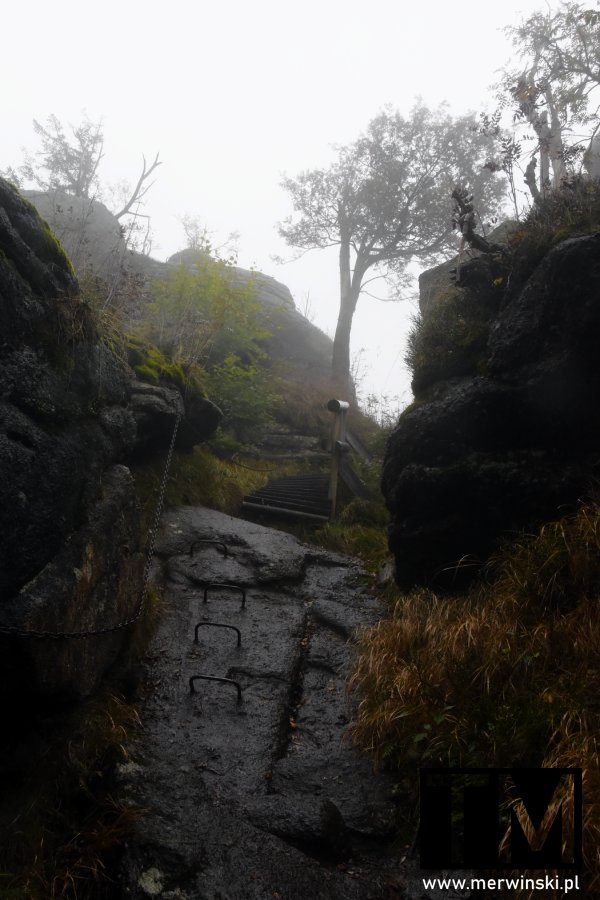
(239, 266), (335, 390)
(129, 381), (222, 454)
(23, 197), (337, 395)
(120, 508), (404, 899)
(167, 250), (336, 391)
(0, 180), (220, 700)
(382, 232), (600, 588)
(23, 188), (158, 280)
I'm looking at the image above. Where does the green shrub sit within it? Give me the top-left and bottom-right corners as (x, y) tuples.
(405, 285), (498, 394)
(205, 352), (279, 444)
(132, 444), (272, 519)
(144, 258), (269, 370)
(139, 258), (284, 446)
(125, 334), (205, 397)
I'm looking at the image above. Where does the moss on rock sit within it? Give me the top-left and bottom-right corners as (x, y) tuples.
(5, 181), (76, 278)
(406, 278), (502, 396)
(126, 334), (205, 398)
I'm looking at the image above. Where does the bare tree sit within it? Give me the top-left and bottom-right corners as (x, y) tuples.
(3, 113), (161, 223)
(497, 3), (600, 197)
(113, 152), (162, 220)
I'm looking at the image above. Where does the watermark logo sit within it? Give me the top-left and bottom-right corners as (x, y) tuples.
(420, 768), (582, 870)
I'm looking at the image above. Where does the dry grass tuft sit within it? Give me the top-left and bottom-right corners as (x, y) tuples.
(0, 691), (143, 899)
(490, 503), (600, 614)
(347, 501), (600, 890)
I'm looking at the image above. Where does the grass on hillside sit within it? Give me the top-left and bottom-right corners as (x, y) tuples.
(131, 444), (278, 532)
(347, 500), (600, 894)
(508, 177), (600, 282)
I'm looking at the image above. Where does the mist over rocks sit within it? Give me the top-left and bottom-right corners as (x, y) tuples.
(24, 194), (337, 393)
(382, 232), (600, 589)
(23, 188), (158, 280)
(167, 248), (335, 390)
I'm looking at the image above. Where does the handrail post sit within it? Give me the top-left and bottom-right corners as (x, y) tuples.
(327, 399), (350, 519)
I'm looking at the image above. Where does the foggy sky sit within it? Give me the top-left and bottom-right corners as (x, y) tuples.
(2, 0), (558, 413)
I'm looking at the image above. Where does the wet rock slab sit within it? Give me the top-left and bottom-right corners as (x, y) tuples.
(157, 506), (310, 583)
(120, 507), (412, 899)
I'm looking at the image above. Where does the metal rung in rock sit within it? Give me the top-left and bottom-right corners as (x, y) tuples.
(203, 583), (246, 609)
(189, 674), (243, 703)
(194, 622), (242, 647)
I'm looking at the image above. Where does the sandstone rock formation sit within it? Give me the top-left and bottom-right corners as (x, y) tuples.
(120, 507), (400, 899)
(382, 231), (600, 589)
(23, 188), (157, 281)
(167, 250), (336, 392)
(23, 196), (337, 397)
(0, 180), (220, 700)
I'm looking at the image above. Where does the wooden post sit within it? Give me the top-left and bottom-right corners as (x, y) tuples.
(327, 399), (349, 519)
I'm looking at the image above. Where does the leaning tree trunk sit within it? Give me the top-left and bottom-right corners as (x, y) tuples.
(332, 297), (357, 392)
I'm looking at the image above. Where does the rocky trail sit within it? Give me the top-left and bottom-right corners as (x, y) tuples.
(118, 506), (431, 900)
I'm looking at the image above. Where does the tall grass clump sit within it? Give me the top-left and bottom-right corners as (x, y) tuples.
(348, 501), (600, 890)
(0, 691), (142, 899)
(506, 178), (600, 288)
(405, 283), (501, 395)
(312, 519), (390, 574)
(132, 444), (274, 528)
(523, 177), (600, 244)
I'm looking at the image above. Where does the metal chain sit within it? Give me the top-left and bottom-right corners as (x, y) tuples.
(0, 412), (182, 640)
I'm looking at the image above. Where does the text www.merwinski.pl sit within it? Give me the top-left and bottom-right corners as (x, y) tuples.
(422, 874), (581, 893)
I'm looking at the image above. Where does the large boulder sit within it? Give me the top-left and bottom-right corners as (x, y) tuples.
(0, 181), (135, 592)
(0, 179), (144, 698)
(21, 198), (337, 397)
(0, 180), (219, 700)
(23, 188), (158, 280)
(382, 232), (600, 589)
(129, 380), (222, 454)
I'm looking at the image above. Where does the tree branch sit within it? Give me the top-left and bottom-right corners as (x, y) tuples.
(114, 152), (162, 220)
